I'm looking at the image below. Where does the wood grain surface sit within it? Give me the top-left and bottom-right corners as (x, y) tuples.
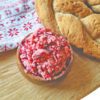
(0, 48), (100, 100)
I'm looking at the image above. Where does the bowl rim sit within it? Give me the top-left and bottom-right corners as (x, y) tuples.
(16, 32), (73, 83)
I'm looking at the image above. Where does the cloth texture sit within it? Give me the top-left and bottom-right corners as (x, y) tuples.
(0, 0), (43, 52)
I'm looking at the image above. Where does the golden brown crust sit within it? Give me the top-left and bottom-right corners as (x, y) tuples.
(55, 13), (85, 48)
(86, 0), (100, 5)
(81, 14), (100, 58)
(81, 14), (100, 40)
(53, 0), (93, 18)
(83, 32), (100, 58)
(35, 0), (100, 58)
(92, 5), (100, 13)
(35, 0), (59, 33)
(86, 0), (100, 13)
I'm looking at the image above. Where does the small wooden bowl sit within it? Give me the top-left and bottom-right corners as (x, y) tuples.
(17, 33), (73, 84)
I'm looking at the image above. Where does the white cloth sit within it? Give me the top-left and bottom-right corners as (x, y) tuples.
(0, 0), (43, 52)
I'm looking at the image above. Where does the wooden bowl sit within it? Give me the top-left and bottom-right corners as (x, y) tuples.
(17, 33), (73, 84)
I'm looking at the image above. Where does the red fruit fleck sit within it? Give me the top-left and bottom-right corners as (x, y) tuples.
(19, 28), (72, 80)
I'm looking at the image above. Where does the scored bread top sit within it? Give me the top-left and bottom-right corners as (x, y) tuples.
(35, 0), (100, 58)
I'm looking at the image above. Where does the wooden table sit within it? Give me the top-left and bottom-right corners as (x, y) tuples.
(0, 48), (100, 100)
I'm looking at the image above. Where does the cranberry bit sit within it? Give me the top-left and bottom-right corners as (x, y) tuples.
(19, 28), (72, 80)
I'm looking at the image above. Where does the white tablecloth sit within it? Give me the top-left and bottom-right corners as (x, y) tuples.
(0, 0), (43, 52)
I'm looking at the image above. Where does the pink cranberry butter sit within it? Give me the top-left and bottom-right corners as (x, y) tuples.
(19, 28), (73, 81)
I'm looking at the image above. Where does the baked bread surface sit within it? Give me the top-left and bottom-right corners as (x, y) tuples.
(35, 0), (100, 58)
